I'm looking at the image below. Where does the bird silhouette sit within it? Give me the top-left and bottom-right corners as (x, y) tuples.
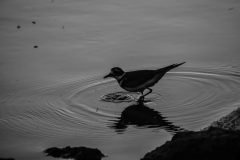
(104, 62), (185, 101)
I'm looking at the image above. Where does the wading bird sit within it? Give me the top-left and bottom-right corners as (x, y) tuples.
(104, 62), (185, 102)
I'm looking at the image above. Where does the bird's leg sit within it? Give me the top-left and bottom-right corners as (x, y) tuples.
(138, 91), (144, 102)
(143, 88), (152, 97)
(138, 88), (152, 102)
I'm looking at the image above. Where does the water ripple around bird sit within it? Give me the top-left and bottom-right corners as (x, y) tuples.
(0, 65), (240, 159)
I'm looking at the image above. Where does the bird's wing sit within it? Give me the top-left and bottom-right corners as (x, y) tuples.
(121, 70), (157, 88)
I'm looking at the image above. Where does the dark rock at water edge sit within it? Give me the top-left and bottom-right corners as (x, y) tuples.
(44, 146), (106, 160)
(141, 107), (240, 160)
(142, 127), (240, 160)
(207, 107), (240, 131)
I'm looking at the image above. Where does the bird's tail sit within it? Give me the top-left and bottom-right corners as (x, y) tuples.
(159, 62), (186, 73)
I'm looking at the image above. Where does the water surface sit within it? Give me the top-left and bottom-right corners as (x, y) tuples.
(1, 0), (240, 160)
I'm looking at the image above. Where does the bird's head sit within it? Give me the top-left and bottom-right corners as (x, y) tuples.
(104, 67), (125, 80)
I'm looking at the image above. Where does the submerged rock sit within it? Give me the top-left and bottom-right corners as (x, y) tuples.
(141, 107), (240, 160)
(44, 146), (106, 160)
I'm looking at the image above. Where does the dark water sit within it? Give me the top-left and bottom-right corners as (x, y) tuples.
(1, 0), (240, 160)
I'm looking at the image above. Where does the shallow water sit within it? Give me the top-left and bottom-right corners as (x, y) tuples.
(1, 0), (240, 160)
(1, 65), (240, 160)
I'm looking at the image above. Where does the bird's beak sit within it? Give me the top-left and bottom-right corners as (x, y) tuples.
(104, 73), (113, 79)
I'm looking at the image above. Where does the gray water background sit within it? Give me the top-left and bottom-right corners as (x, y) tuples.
(1, 0), (240, 160)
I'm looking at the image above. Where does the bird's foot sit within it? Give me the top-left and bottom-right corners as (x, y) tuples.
(137, 96), (153, 104)
(137, 96), (145, 103)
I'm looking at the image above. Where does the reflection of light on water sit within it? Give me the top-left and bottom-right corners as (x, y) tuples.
(173, 71), (226, 77)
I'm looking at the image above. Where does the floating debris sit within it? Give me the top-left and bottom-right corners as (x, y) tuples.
(17, 25), (21, 29)
(32, 21), (36, 24)
(101, 91), (135, 103)
(33, 45), (38, 48)
(44, 146), (106, 160)
(228, 7), (234, 11)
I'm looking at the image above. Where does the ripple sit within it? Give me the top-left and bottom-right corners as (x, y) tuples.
(1, 66), (240, 139)
(100, 91), (136, 103)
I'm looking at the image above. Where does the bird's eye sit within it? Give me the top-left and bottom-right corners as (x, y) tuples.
(114, 70), (121, 74)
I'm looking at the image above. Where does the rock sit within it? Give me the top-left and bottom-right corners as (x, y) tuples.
(141, 107), (240, 160)
(44, 146), (106, 160)
(141, 127), (240, 160)
(208, 107), (240, 131)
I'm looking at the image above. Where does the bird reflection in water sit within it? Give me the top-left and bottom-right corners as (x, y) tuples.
(109, 102), (186, 134)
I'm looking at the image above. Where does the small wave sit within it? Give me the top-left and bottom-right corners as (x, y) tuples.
(100, 91), (137, 103)
(1, 65), (240, 139)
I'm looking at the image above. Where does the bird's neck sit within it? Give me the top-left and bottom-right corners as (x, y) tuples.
(115, 73), (126, 82)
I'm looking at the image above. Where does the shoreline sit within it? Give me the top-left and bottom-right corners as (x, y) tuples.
(141, 107), (240, 160)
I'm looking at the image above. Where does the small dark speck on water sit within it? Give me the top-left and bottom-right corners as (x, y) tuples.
(228, 7), (234, 11)
(17, 25), (21, 29)
(62, 25), (65, 29)
(32, 21), (36, 24)
(33, 45), (38, 48)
